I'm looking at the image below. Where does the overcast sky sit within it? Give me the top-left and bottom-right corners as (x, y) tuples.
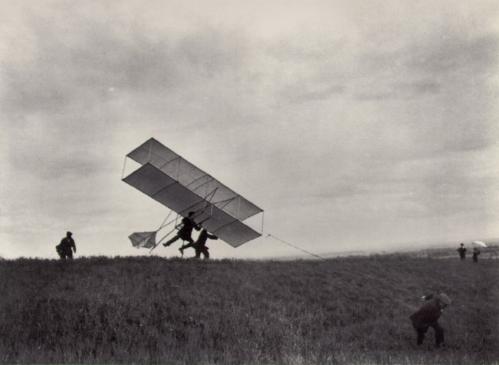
(1, 0), (498, 259)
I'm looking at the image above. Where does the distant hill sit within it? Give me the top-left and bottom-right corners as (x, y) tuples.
(0, 255), (497, 364)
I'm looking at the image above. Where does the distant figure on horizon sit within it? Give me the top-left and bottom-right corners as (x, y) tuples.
(457, 243), (467, 260)
(409, 293), (451, 348)
(472, 247), (480, 263)
(163, 212), (200, 248)
(56, 231), (76, 260)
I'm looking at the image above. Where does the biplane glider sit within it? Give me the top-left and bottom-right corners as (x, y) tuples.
(122, 138), (264, 251)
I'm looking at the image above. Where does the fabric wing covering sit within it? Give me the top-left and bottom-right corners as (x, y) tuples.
(129, 232), (157, 249)
(123, 138), (263, 247)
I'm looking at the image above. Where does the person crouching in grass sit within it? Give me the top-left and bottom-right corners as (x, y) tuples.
(409, 293), (451, 348)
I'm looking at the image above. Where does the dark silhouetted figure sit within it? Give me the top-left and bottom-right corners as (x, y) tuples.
(472, 247), (480, 263)
(410, 293), (451, 348)
(195, 229), (218, 259)
(178, 228), (218, 258)
(56, 231), (76, 260)
(457, 243), (466, 260)
(163, 212), (200, 248)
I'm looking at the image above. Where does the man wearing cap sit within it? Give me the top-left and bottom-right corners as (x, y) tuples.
(56, 231), (77, 260)
(409, 293), (451, 348)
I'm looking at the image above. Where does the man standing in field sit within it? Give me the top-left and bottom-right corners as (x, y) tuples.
(56, 231), (77, 260)
(457, 243), (467, 260)
(472, 247), (480, 263)
(409, 293), (451, 348)
(163, 211), (200, 248)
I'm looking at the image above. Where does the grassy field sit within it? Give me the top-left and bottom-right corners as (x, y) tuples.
(0, 254), (497, 364)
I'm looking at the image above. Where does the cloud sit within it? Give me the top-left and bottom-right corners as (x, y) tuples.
(0, 4), (256, 183)
(301, 161), (494, 226)
(281, 84), (345, 103)
(1, 1), (498, 258)
(353, 80), (440, 101)
(1, 5), (252, 117)
(395, 81), (440, 94)
(409, 33), (499, 75)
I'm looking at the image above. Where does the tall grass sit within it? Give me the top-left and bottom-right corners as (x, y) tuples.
(0, 255), (497, 364)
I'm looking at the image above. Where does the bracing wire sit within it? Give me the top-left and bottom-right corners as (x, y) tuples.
(266, 233), (327, 261)
(158, 210), (173, 231)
